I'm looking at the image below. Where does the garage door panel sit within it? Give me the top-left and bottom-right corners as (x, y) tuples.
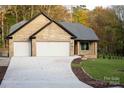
(14, 42), (31, 56)
(36, 42), (70, 56)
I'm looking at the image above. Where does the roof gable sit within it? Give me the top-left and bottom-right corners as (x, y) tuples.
(30, 21), (77, 39)
(7, 12), (52, 38)
(31, 22), (74, 40)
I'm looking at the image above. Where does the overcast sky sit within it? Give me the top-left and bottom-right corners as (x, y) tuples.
(86, 5), (109, 10)
(66, 5), (110, 10)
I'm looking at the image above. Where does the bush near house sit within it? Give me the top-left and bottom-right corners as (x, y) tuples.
(81, 58), (124, 84)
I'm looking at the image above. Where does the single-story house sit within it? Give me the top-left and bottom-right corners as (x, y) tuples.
(6, 12), (99, 58)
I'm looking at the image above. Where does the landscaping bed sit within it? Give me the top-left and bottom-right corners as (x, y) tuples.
(0, 66), (8, 84)
(71, 58), (124, 88)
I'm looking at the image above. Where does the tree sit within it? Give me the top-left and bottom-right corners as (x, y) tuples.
(0, 6), (7, 47)
(37, 5), (71, 22)
(89, 7), (124, 56)
(112, 5), (124, 55)
(72, 5), (90, 27)
(112, 5), (124, 22)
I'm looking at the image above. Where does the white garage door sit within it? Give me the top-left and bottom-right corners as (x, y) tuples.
(36, 42), (70, 56)
(13, 42), (31, 56)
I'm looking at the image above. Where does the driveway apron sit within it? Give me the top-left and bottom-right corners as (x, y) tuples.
(0, 56), (91, 88)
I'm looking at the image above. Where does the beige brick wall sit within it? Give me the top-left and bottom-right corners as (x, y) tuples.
(32, 22), (74, 56)
(9, 14), (50, 57)
(77, 41), (97, 58)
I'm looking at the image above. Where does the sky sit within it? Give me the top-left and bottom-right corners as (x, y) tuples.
(86, 5), (109, 10)
(66, 5), (109, 10)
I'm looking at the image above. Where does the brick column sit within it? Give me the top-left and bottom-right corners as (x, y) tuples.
(31, 39), (36, 56)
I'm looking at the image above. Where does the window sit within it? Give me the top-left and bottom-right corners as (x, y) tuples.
(80, 42), (89, 50)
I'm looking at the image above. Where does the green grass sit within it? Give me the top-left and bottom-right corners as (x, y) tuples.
(81, 59), (124, 84)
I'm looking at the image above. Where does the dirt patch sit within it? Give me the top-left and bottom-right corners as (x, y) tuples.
(0, 66), (8, 84)
(71, 58), (124, 88)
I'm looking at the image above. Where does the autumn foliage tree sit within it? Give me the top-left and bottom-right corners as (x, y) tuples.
(89, 7), (124, 56)
(72, 5), (90, 27)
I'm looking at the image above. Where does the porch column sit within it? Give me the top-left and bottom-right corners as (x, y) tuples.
(77, 41), (80, 55)
(94, 42), (97, 58)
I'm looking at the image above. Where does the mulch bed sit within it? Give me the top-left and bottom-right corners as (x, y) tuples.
(71, 58), (124, 88)
(0, 66), (8, 84)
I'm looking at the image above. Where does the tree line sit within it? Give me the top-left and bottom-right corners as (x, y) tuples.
(73, 5), (124, 57)
(0, 5), (124, 57)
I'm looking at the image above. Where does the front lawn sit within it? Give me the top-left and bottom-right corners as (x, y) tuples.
(81, 59), (124, 84)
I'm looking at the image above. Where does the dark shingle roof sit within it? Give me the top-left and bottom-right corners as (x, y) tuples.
(9, 20), (99, 41)
(59, 22), (99, 41)
(9, 20), (28, 34)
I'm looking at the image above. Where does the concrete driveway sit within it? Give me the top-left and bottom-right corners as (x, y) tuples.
(0, 56), (91, 88)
